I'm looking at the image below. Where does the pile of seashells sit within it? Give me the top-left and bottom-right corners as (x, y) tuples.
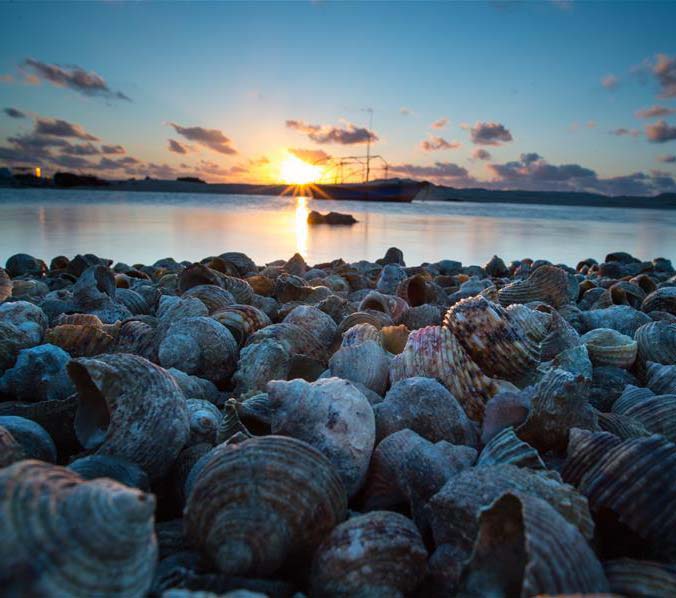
(0, 248), (675, 597)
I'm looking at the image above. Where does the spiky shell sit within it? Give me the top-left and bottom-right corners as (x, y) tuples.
(498, 265), (573, 308)
(604, 558), (676, 597)
(635, 321), (676, 366)
(390, 326), (497, 422)
(329, 340), (390, 395)
(283, 304), (337, 347)
(68, 353), (190, 479)
(182, 284), (235, 314)
(381, 324), (410, 354)
(67, 454), (150, 491)
(183, 435), (347, 577)
(46, 323), (117, 357)
(266, 377), (375, 497)
(642, 287), (676, 316)
(580, 328), (637, 368)
(310, 511), (428, 597)
(458, 493), (609, 597)
(0, 460), (157, 596)
(0, 267), (12, 302)
(444, 296), (540, 386)
(211, 304), (272, 346)
(645, 361), (676, 394)
(476, 426), (545, 469)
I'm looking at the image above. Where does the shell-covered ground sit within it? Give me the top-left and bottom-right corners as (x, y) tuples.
(0, 248), (675, 597)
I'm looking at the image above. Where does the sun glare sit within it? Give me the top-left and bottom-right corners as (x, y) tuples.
(280, 155), (323, 185)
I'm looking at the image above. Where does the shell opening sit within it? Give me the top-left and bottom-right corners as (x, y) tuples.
(69, 362), (111, 450)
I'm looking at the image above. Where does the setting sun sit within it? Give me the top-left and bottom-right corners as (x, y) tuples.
(279, 155), (323, 185)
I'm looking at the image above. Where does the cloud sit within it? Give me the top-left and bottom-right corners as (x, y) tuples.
(286, 119), (378, 144)
(645, 120), (676, 143)
(400, 107), (412, 116)
(635, 105), (676, 119)
(3, 107), (25, 119)
(609, 128), (642, 138)
(601, 74), (619, 89)
(288, 148), (330, 163)
(419, 135), (461, 152)
(653, 54), (676, 98)
(587, 121), (597, 129)
(0, 74), (14, 83)
(61, 142), (100, 156)
(22, 58), (131, 101)
(168, 139), (190, 154)
(169, 123), (237, 154)
(469, 121), (513, 145)
(520, 152), (542, 165)
(472, 148), (491, 161)
(658, 154), (676, 163)
(486, 153), (596, 185)
(35, 117), (99, 140)
(389, 161), (470, 181)
(431, 118), (448, 129)
(101, 144), (125, 155)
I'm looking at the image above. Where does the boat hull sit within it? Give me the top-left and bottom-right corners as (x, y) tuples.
(307, 181), (427, 203)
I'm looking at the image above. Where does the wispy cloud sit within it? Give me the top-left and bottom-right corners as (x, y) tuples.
(286, 119), (378, 144)
(419, 135), (460, 152)
(431, 118), (448, 130)
(609, 127), (642, 138)
(35, 117), (99, 140)
(22, 58), (131, 101)
(469, 121), (513, 145)
(653, 54), (676, 98)
(645, 120), (676, 143)
(101, 144), (125, 155)
(658, 154), (676, 163)
(288, 148), (330, 163)
(400, 107), (412, 116)
(3, 107), (26, 119)
(168, 139), (191, 154)
(471, 148), (491, 161)
(601, 74), (619, 90)
(169, 123), (237, 154)
(635, 105), (676, 119)
(389, 161), (470, 181)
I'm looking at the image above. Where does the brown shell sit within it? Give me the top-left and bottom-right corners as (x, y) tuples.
(642, 287), (676, 316)
(359, 290), (409, 322)
(580, 328), (637, 368)
(476, 426), (546, 470)
(183, 435), (347, 577)
(53, 313), (105, 328)
(634, 321), (676, 367)
(221, 275), (254, 304)
(68, 353), (190, 479)
(246, 274), (274, 296)
(177, 263), (223, 293)
(46, 324), (117, 357)
(337, 310), (393, 335)
(396, 273), (429, 307)
(273, 274), (312, 303)
(0, 460), (157, 596)
(604, 558), (676, 597)
(115, 319), (158, 361)
(182, 284), (235, 314)
(459, 493), (609, 597)
(444, 296), (540, 386)
(645, 361), (676, 394)
(0, 267), (13, 302)
(498, 265), (573, 308)
(311, 511), (428, 597)
(211, 304), (272, 346)
(381, 324), (410, 354)
(390, 325), (497, 421)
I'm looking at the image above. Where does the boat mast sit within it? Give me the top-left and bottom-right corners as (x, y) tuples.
(365, 108), (373, 183)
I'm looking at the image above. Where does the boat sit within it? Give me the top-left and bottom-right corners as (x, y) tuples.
(306, 180), (428, 203)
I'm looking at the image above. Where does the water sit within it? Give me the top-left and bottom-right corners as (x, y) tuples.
(0, 188), (674, 266)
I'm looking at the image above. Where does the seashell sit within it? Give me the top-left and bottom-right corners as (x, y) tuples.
(476, 426), (546, 469)
(0, 424), (26, 467)
(310, 511), (428, 598)
(273, 273), (311, 303)
(425, 464), (595, 566)
(266, 377), (375, 496)
(0, 267), (12, 302)
(642, 286), (676, 315)
(377, 246), (405, 266)
(399, 303), (442, 329)
(604, 558), (676, 597)
(589, 366), (638, 411)
(0, 321), (23, 372)
(53, 312), (104, 327)
(580, 328), (637, 368)
(517, 367), (598, 453)
(597, 411), (651, 440)
(498, 264), (573, 308)
(481, 387), (533, 444)
(562, 428), (623, 487)
(68, 454), (150, 491)
(245, 274), (274, 296)
(645, 361), (676, 394)
(183, 435), (347, 576)
(181, 285), (235, 314)
(458, 493), (609, 596)
(245, 322), (328, 363)
(341, 322), (383, 348)
(381, 324), (409, 354)
(396, 273), (430, 307)
(46, 323), (117, 357)
(390, 325), (497, 422)
(580, 305), (651, 336)
(159, 317), (239, 385)
(375, 263), (407, 294)
(0, 415), (57, 462)
(233, 339), (290, 396)
(612, 393), (676, 442)
(444, 296), (540, 386)
(579, 286), (607, 310)
(211, 304), (271, 346)
(337, 310), (393, 335)
(115, 287), (152, 315)
(219, 251), (257, 277)
(635, 320), (676, 366)
(5, 252), (47, 277)
(186, 399), (222, 445)
(116, 319), (158, 361)
(505, 303), (551, 343)
(329, 340), (390, 395)
(0, 300), (48, 346)
(68, 353), (190, 479)
(282, 304), (337, 347)
(613, 384), (655, 414)
(220, 275), (254, 304)
(541, 308), (581, 360)
(0, 460), (157, 596)
(0, 343), (75, 402)
(284, 252), (307, 276)
(359, 290), (409, 322)
(485, 254), (509, 277)
(375, 376), (478, 445)
(71, 264), (116, 307)
(178, 263), (223, 293)
(167, 368), (221, 405)
(573, 434), (676, 557)
(217, 398), (252, 443)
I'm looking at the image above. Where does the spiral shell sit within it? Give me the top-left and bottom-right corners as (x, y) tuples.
(183, 435), (347, 577)
(0, 267), (12, 302)
(46, 323), (118, 357)
(604, 558), (676, 597)
(381, 324), (410, 354)
(646, 361), (676, 394)
(182, 284), (235, 314)
(68, 454), (150, 491)
(233, 339), (290, 396)
(498, 265), (573, 308)
(444, 296), (540, 385)
(337, 310), (393, 335)
(635, 321), (676, 366)
(504, 303), (551, 343)
(580, 328), (637, 368)
(69, 353), (190, 479)
(310, 511), (428, 597)
(642, 287), (676, 315)
(329, 340), (390, 395)
(211, 304), (271, 347)
(390, 326), (497, 421)
(0, 460), (157, 596)
(541, 308), (582, 360)
(283, 304), (337, 347)
(476, 426), (546, 470)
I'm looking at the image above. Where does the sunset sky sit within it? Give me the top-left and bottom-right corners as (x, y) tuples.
(1, 1), (675, 195)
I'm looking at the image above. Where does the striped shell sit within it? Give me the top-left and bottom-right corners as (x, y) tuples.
(283, 304), (338, 347)
(46, 324), (117, 357)
(211, 304), (271, 346)
(329, 340), (390, 395)
(183, 435), (347, 577)
(115, 319), (157, 361)
(69, 353), (190, 479)
(541, 309), (582, 361)
(612, 383), (655, 413)
(476, 426), (546, 469)
(182, 284), (235, 314)
(0, 460), (157, 596)
(642, 287), (676, 315)
(220, 275), (254, 304)
(562, 429), (623, 487)
(233, 339), (290, 396)
(341, 322), (383, 348)
(581, 328), (637, 368)
(115, 288), (152, 315)
(596, 411), (651, 440)
(498, 265), (573, 308)
(505, 304), (551, 343)
(310, 511), (428, 597)
(245, 323), (328, 363)
(612, 393), (676, 443)
(604, 558), (676, 597)
(646, 361), (676, 394)
(634, 321), (676, 366)
(67, 454), (150, 491)
(337, 311), (393, 335)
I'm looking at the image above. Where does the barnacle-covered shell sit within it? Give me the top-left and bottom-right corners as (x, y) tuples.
(0, 300), (48, 346)
(0, 460), (157, 596)
(68, 454), (150, 491)
(211, 305), (272, 346)
(604, 558), (676, 597)
(580, 328), (637, 368)
(498, 265), (573, 308)
(69, 353), (190, 479)
(159, 317), (239, 385)
(645, 361), (676, 394)
(634, 321), (676, 366)
(233, 339), (290, 396)
(458, 493), (609, 597)
(183, 435), (347, 577)
(611, 393), (676, 442)
(337, 310), (393, 335)
(476, 426), (545, 469)
(310, 511), (428, 598)
(329, 340), (390, 395)
(186, 399), (222, 445)
(182, 284), (235, 314)
(266, 377), (375, 497)
(283, 304), (337, 347)
(390, 326), (497, 422)
(444, 296), (540, 385)
(0, 415), (57, 462)
(0, 424), (25, 466)
(381, 324), (409, 354)
(642, 287), (676, 315)
(46, 323), (117, 357)
(375, 376), (478, 444)
(0, 267), (12, 302)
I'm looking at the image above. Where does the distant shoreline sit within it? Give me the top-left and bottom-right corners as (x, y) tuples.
(1, 178), (675, 210)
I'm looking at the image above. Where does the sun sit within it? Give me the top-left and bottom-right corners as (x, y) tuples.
(280, 155), (323, 185)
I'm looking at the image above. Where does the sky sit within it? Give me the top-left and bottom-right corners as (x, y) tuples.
(1, 0), (676, 196)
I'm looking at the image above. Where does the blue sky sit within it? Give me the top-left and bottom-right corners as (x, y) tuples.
(1, 1), (675, 195)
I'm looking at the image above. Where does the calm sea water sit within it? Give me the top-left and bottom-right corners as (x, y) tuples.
(0, 188), (674, 267)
